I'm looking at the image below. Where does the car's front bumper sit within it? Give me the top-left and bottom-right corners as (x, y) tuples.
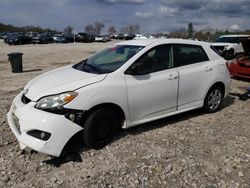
(7, 92), (83, 157)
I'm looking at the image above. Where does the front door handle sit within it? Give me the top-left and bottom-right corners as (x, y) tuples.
(168, 74), (178, 80)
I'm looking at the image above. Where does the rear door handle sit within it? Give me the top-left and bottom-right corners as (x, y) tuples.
(168, 74), (178, 80)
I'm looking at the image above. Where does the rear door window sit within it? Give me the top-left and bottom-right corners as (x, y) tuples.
(173, 44), (209, 67)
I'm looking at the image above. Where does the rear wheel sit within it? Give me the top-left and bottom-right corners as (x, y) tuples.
(203, 85), (224, 113)
(83, 108), (118, 149)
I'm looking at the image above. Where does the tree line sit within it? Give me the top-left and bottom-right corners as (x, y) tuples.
(1, 21), (250, 42)
(0, 22), (57, 33)
(84, 21), (140, 36)
(168, 22), (250, 41)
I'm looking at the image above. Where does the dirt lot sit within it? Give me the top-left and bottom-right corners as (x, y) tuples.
(0, 40), (250, 188)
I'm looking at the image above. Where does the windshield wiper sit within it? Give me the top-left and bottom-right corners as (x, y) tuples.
(82, 59), (99, 73)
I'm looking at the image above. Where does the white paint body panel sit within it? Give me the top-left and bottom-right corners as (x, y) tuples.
(211, 35), (250, 54)
(7, 39), (231, 156)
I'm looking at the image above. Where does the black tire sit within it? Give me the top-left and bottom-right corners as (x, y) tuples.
(83, 108), (118, 149)
(203, 85), (224, 113)
(224, 49), (234, 60)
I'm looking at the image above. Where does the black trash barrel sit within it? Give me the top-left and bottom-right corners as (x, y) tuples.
(8, 52), (23, 73)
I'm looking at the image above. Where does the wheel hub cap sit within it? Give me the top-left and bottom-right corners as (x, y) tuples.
(208, 89), (222, 110)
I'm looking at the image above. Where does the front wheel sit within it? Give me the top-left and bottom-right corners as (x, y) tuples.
(83, 108), (118, 149)
(203, 86), (224, 113)
(224, 49), (235, 60)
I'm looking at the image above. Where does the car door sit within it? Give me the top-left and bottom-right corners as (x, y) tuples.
(173, 44), (215, 110)
(125, 44), (179, 124)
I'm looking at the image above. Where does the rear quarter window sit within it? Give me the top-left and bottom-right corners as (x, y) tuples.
(174, 44), (209, 67)
(210, 45), (222, 56)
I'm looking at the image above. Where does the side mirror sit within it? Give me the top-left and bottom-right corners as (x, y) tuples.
(125, 63), (150, 75)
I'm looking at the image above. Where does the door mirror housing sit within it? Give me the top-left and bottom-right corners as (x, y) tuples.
(125, 63), (150, 75)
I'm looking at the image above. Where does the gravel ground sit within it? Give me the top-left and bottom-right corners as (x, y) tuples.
(0, 40), (250, 188)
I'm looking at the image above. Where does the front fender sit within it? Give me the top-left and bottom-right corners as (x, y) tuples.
(64, 76), (130, 122)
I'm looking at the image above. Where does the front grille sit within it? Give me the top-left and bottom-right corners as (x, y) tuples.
(21, 94), (31, 104)
(213, 46), (225, 52)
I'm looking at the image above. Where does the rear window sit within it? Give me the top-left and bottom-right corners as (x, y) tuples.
(216, 37), (240, 43)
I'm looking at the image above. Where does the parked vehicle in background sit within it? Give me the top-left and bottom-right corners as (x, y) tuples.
(134, 34), (147, 40)
(7, 39), (231, 157)
(32, 33), (53, 44)
(124, 34), (135, 40)
(227, 39), (250, 79)
(134, 34), (155, 40)
(117, 34), (125, 40)
(75, 32), (95, 43)
(211, 35), (250, 60)
(116, 34), (135, 40)
(95, 35), (110, 42)
(25, 32), (37, 38)
(53, 33), (74, 43)
(4, 33), (31, 45)
(0, 32), (7, 39)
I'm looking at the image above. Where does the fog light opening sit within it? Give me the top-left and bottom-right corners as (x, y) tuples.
(27, 130), (51, 141)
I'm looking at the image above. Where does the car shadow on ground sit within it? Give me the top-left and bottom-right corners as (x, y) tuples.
(22, 68), (42, 73)
(42, 95), (236, 167)
(231, 76), (250, 83)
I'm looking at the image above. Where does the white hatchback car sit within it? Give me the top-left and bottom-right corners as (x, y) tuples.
(8, 39), (231, 157)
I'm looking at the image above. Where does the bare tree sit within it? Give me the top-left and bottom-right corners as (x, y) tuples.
(194, 31), (203, 41)
(108, 26), (117, 35)
(122, 24), (140, 34)
(64, 25), (73, 34)
(134, 24), (140, 34)
(94, 21), (105, 35)
(120, 27), (127, 34)
(85, 24), (95, 35)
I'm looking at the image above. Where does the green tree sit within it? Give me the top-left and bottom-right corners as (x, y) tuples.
(187, 22), (193, 38)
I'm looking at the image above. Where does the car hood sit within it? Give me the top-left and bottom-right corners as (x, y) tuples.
(24, 65), (107, 101)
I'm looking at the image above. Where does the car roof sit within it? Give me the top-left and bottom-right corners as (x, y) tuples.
(117, 38), (210, 47)
(220, 35), (250, 38)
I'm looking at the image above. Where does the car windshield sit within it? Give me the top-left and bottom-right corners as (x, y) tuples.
(215, 37), (239, 43)
(73, 45), (144, 74)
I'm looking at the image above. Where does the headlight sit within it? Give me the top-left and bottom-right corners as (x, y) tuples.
(35, 92), (78, 110)
(223, 45), (228, 50)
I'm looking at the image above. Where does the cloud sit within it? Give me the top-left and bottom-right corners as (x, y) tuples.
(0, 0), (249, 33)
(161, 0), (204, 10)
(97, 0), (146, 5)
(135, 11), (154, 18)
(158, 6), (178, 17)
(230, 24), (240, 31)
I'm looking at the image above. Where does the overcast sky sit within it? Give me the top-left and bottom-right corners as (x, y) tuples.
(0, 0), (249, 33)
